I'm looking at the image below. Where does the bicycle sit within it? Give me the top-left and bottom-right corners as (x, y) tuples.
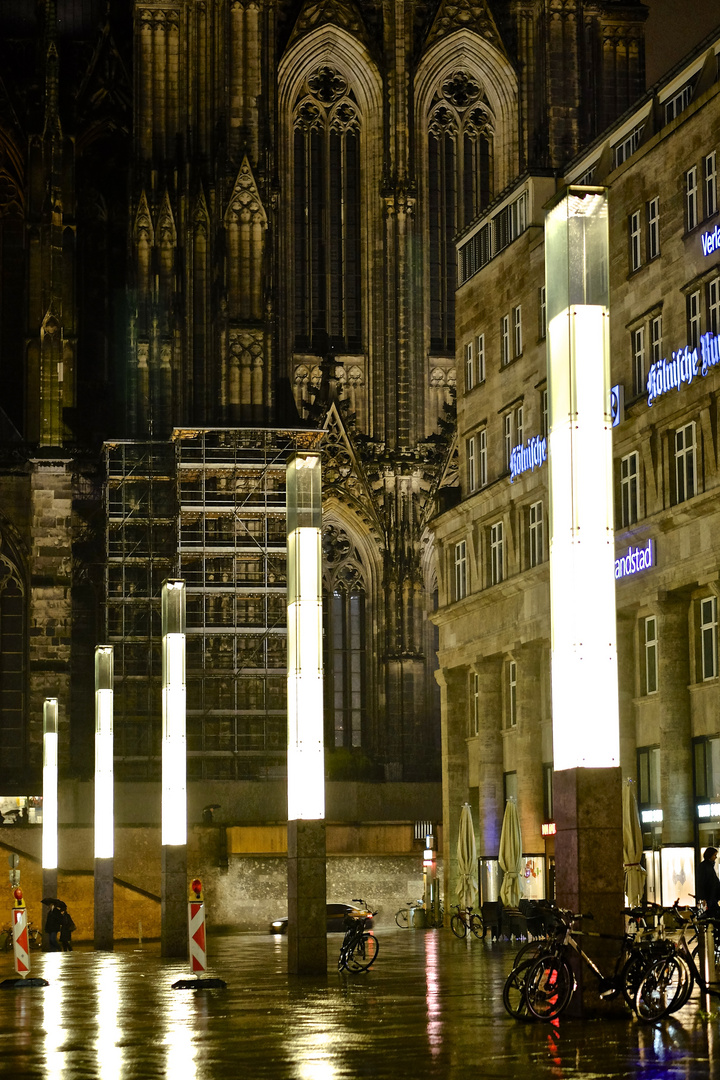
(634, 901), (720, 1021)
(338, 900), (379, 973)
(1, 921), (42, 951)
(449, 904), (485, 940)
(395, 899), (424, 928)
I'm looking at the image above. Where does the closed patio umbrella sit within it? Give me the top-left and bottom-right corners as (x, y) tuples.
(623, 779), (646, 908)
(456, 803), (478, 910)
(499, 799), (523, 907)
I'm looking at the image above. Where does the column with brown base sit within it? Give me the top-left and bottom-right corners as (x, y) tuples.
(287, 820), (327, 976)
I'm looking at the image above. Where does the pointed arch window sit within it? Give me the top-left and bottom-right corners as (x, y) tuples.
(428, 72), (493, 355)
(294, 66), (362, 353)
(322, 525), (366, 749)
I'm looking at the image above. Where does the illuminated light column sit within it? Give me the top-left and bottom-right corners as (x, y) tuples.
(545, 187), (623, 1013)
(94, 646), (114, 950)
(161, 579), (188, 958)
(42, 698), (58, 946)
(286, 452), (327, 975)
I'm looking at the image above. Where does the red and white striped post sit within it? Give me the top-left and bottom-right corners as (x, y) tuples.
(188, 878), (206, 975)
(12, 888), (30, 979)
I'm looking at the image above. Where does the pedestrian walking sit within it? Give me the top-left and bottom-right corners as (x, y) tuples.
(696, 847), (720, 917)
(60, 908), (76, 952)
(44, 901), (64, 951)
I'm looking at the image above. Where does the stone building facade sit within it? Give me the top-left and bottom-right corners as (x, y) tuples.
(432, 28), (720, 906)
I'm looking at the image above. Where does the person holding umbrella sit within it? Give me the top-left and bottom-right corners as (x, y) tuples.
(42, 898), (66, 951)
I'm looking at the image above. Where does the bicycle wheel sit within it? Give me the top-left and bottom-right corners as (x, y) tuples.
(502, 958), (535, 1021)
(469, 913), (486, 940)
(395, 908), (410, 929)
(346, 933), (379, 972)
(524, 956), (574, 1021)
(634, 955), (688, 1022)
(512, 939), (550, 969)
(450, 914), (467, 939)
(28, 929), (43, 951)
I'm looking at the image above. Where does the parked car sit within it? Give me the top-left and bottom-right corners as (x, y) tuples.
(269, 902), (374, 934)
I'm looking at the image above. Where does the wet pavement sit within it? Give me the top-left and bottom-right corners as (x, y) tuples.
(1, 928), (719, 1079)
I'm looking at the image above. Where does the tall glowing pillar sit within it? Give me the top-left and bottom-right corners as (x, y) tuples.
(286, 452), (327, 975)
(161, 579), (187, 958)
(42, 698), (58, 940)
(545, 187), (623, 1012)
(94, 645), (114, 949)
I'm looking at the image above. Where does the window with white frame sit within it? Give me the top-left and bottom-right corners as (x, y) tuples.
(476, 333), (486, 383)
(515, 404), (524, 449)
(647, 197), (660, 259)
(688, 289), (701, 348)
(708, 277), (720, 335)
(541, 388), (548, 438)
(701, 596), (718, 682)
(501, 313), (510, 365)
(504, 412), (512, 468)
(632, 326), (645, 397)
(650, 315), (663, 364)
(471, 671), (480, 736)
(705, 151), (717, 218)
(620, 451), (639, 527)
(490, 522), (504, 585)
(467, 435), (477, 492)
(665, 83), (692, 123)
(507, 660), (517, 728)
(674, 421), (696, 503)
(686, 166), (698, 231)
(644, 616), (658, 695)
(513, 305), (523, 357)
(478, 427), (487, 487)
(465, 341), (474, 391)
(539, 285), (547, 339)
(529, 500), (543, 568)
(629, 209), (642, 271)
(614, 124), (644, 167)
(454, 540), (467, 601)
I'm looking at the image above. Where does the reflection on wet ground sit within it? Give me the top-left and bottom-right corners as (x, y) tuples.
(0, 928), (718, 1078)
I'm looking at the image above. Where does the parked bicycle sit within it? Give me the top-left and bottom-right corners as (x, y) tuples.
(634, 901), (720, 1021)
(338, 900), (379, 973)
(395, 899), (424, 928)
(450, 904), (485, 940)
(1, 920), (42, 952)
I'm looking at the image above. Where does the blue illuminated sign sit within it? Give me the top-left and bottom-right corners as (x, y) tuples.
(615, 538), (653, 580)
(646, 331), (720, 407)
(510, 435), (547, 483)
(701, 224), (720, 257)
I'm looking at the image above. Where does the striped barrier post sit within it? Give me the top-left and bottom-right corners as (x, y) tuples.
(188, 878), (206, 974)
(12, 891), (30, 979)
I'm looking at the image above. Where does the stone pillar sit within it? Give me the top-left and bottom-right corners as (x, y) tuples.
(554, 767), (624, 1016)
(94, 859), (114, 951)
(515, 645), (545, 856)
(616, 611), (637, 779)
(161, 845), (187, 958)
(287, 820), (327, 976)
(657, 596), (693, 845)
(41, 867), (58, 951)
(473, 658), (503, 859)
(438, 665), (470, 909)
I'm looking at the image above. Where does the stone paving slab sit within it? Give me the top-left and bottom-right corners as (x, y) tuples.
(0, 929), (718, 1078)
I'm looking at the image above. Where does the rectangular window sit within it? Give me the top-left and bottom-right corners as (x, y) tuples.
(542, 763), (554, 821)
(645, 616), (658, 695)
(467, 436), (477, 492)
(665, 83), (692, 123)
(701, 596), (718, 681)
(687, 166), (698, 231)
(471, 671), (480, 736)
(478, 428), (487, 488)
(632, 326), (645, 397)
(490, 522), (504, 585)
(529, 501), (543, 568)
(620, 451), (639, 527)
(541, 388), (548, 438)
(515, 404), (524, 449)
(688, 289), (701, 349)
(650, 315), (663, 364)
(708, 278), (720, 335)
(630, 210), (642, 271)
(614, 125), (644, 167)
(504, 413), (512, 469)
(454, 540), (467, 601)
(638, 745), (661, 806)
(539, 286), (547, 339)
(694, 735), (720, 800)
(476, 333), (486, 383)
(675, 421), (696, 503)
(705, 151), (717, 218)
(513, 305), (523, 357)
(465, 341), (474, 391)
(508, 660), (517, 728)
(501, 314), (510, 366)
(647, 197), (660, 260)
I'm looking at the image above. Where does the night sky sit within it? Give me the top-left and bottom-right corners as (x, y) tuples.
(644, 0), (720, 86)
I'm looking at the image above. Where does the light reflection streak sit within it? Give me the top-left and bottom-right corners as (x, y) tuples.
(42, 953), (64, 1080)
(96, 954), (123, 1080)
(425, 932), (442, 1055)
(164, 988), (198, 1076)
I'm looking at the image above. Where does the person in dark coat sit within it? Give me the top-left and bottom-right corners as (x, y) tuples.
(696, 847), (720, 917)
(59, 909), (75, 952)
(44, 903), (64, 951)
